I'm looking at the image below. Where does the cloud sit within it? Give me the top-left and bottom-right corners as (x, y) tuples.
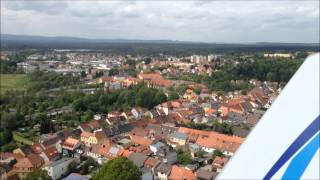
(1, 0), (319, 43)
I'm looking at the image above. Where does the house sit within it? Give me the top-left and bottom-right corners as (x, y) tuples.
(218, 105), (229, 118)
(147, 109), (160, 119)
(93, 114), (106, 121)
(232, 127), (250, 138)
(245, 114), (261, 127)
(149, 142), (167, 155)
(31, 143), (44, 154)
(62, 173), (90, 180)
(137, 72), (172, 88)
(121, 111), (134, 120)
(43, 158), (74, 180)
(130, 135), (153, 147)
(62, 137), (81, 157)
(128, 153), (148, 168)
(97, 76), (112, 84)
(162, 152), (177, 165)
(178, 127), (244, 155)
(40, 146), (60, 163)
(13, 154), (44, 179)
(123, 76), (141, 88)
(39, 134), (62, 151)
(167, 132), (188, 147)
(153, 162), (172, 180)
(169, 165), (196, 180)
(227, 111), (246, 124)
(106, 116), (126, 126)
(212, 156), (228, 172)
(105, 80), (122, 91)
(0, 163), (14, 180)
(131, 107), (147, 119)
(189, 143), (201, 158)
(183, 89), (199, 101)
(196, 170), (218, 180)
(248, 87), (269, 108)
(117, 138), (132, 148)
(13, 145), (34, 157)
(146, 124), (177, 140)
(144, 157), (159, 169)
(78, 121), (101, 133)
(86, 144), (106, 164)
(131, 127), (149, 137)
(142, 171), (154, 180)
(80, 130), (107, 147)
(102, 145), (124, 160)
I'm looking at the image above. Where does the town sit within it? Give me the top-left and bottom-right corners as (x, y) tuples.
(1, 47), (315, 180)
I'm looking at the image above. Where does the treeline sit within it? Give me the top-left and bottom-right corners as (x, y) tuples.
(27, 70), (79, 92)
(0, 61), (20, 73)
(72, 84), (167, 113)
(234, 59), (302, 82)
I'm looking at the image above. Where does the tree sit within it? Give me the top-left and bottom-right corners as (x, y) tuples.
(0, 130), (13, 146)
(81, 157), (96, 174)
(196, 150), (206, 158)
(0, 113), (15, 130)
(40, 118), (54, 135)
(212, 121), (233, 135)
(93, 157), (141, 180)
(193, 87), (201, 95)
(177, 150), (192, 165)
(25, 169), (51, 180)
(144, 58), (152, 64)
(168, 91), (179, 100)
(176, 84), (188, 95)
(108, 68), (119, 76)
(68, 160), (79, 173)
(212, 149), (224, 160)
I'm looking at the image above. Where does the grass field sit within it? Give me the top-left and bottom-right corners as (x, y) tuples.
(12, 131), (33, 145)
(0, 74), (29, 94)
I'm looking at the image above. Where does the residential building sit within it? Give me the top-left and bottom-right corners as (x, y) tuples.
(43, 158), (74, 180)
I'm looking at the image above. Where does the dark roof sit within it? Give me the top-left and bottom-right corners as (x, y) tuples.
(62, 173), (90, 180)
(19, 145), (34, 155)
(146, 124), (177, 138)
(232, 127), (250, 138)
(128, 153), (148, 168)
(196, 170), (218, 180)
(118, 123), (133, 134)
(154, 162), (172, 174)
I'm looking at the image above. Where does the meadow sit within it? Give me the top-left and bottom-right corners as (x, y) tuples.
(0, 74), (29, 94)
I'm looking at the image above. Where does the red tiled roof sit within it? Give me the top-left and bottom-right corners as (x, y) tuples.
(130, 135), (153, 146)
(31, 143), (43, 154)
(144, 157), (158, 168)
(178, 127), (244, 153)
(63, 137), (79, 150)
(169, 165), (196, 180)
(213, 156), (228, 167)
(43, 147), (58, 160)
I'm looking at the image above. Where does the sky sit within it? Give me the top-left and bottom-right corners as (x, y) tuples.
(1, 0), (319, 43)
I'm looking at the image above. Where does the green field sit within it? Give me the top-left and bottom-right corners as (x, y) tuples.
(12, 131), (33, 145)
(0, 74), (29, 94)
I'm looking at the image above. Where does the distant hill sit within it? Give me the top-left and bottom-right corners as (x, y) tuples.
(1, 34), (191, 44)
(1, 34), (319, 53)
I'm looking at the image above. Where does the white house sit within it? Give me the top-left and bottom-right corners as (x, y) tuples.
(149, 142), (166, 154)
(43, 158), (74, 180)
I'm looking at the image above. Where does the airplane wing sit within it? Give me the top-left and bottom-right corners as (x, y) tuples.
(218, 53), (320, 180)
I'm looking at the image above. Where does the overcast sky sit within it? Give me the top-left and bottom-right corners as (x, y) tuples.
(1, 0), (319, 43)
